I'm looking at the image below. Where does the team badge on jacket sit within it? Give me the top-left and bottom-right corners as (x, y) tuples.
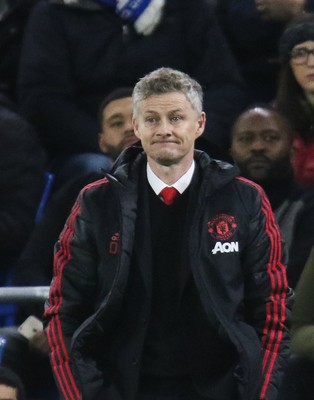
(208, 214), (237, 240)
(208, 214), (239, 255)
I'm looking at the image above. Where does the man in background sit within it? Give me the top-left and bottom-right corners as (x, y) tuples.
(231, 105), (314, 288)
(14, 86), (136, 305)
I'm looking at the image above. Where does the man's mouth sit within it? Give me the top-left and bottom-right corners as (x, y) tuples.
(246, 157), (270, 168)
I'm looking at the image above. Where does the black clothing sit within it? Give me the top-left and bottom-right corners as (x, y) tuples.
(0, 0), (39, 102)
(44, 147), (291, 400)
(13, 171), (106, 296)
(216, 0), (314, 105)
(0, 100), (45, 271)
(17, 0), (245, 159)
(142, 183), (190, 378)
(262, 176), (314, 288)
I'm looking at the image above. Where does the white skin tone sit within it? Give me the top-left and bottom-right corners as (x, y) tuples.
(290, 41), (314, 106)
(255, 0), (305, 22)
(0, 384), (17, 400)
(132, 92), (206, 185)
(99, 97), (137, 160)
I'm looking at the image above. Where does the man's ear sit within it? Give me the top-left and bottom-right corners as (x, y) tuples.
(132, 118), (141, 140)
(98, 132), (107, 153)
(195, 112), (206, 139)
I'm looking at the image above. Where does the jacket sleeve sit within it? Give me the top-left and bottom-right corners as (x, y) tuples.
(238, 178), (292, 400)
(44, 182), (108, 400)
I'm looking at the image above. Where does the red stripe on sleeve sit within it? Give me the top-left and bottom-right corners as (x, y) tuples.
(45, 178), (109, 399)
(236, 177), (288, 399)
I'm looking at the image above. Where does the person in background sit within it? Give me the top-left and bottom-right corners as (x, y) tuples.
(255, 0), (314, 22)
(216, 0), (314, 105)
(0, 366), (25, 400)
(230, 104), (314, 288)
(51, 87), (135, 189)
(277, 13), (314, 187)
(45, 67), (291, 400)
(0, 92), (45, 281)
(0, 87), (136, 400)
(98, 87), (136, 160)
(0, 0), (40, 103)
(276, 246), (314, 399)
(13, 87), (136, 296)
(17, 0), (245, 185)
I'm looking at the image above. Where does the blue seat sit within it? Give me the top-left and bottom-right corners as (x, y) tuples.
(0, 272), (17, 327)
(35, 171), (55, 223)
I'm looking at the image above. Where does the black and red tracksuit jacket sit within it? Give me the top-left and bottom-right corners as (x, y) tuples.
(45, 147), (292, 400)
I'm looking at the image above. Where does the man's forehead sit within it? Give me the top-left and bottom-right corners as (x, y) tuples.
(104, 97), (132, 118)
(234, 109), (288, 133)
(138, 92), (191, 112)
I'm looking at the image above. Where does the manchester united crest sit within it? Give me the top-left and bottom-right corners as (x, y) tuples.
(208, 214), (237, 240)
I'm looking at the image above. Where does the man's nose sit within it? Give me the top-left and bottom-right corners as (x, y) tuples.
(125, 119), (134, 133)
(156, 120), (171, 135)
(250, 137), (267, 151)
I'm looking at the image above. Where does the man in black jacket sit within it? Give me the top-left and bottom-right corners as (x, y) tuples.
(230, 105), (314, 288)
(45, 67), (291, 400)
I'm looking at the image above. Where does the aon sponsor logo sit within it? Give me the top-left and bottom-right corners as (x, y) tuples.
(211, 241), (239, 254)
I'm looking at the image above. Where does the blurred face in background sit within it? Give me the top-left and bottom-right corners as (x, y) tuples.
(99, 97), (137, 160)
(290, 40), (314, 98)
(231, 108), (293, 184)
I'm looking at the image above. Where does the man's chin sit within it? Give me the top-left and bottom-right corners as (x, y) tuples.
(242, 168), (270, 184)
(156, 157), (178, 167)
(151, 151), (182, 166)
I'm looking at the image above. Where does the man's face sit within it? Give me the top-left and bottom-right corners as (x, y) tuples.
(132, 92), (205, 167)
(0, 384), (17, 400)
(99, 97), (137, 159)
(230, 108), (293, 184)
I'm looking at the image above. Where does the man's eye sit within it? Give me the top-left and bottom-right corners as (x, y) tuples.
(237, 136), (253, 144)
(171, 115), (182, 123)
(264, 135), (279, 142)
(110, 121), (124, 128)
(145, 117), (157, 125)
